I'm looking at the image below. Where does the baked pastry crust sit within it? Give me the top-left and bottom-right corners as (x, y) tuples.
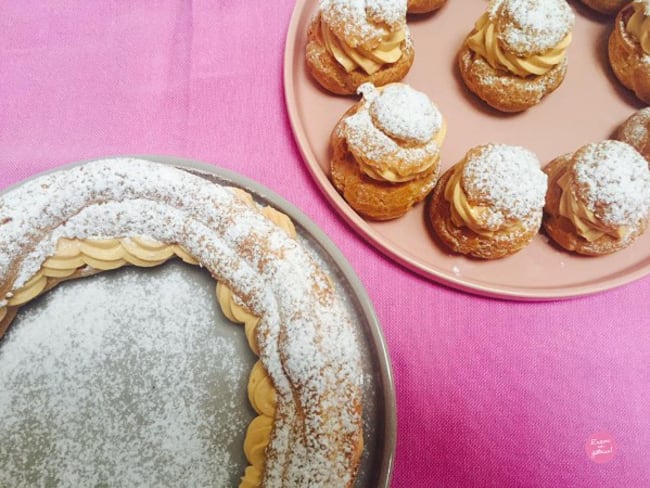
(306, 13), (414, 95)
(580, 0), (628, 15)
(608, 4), (650, 104)
(458, 45), (568, 112)
(542, 143), (650, 255)
(408, 0), (447, 14)
(616, 107), (650, 163)
(428, 146), (545, 259)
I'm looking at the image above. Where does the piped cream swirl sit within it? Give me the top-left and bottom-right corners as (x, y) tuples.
(627, 1), (650, 55)
(466, 12), (572, 77)
(554, 165), (627, 242)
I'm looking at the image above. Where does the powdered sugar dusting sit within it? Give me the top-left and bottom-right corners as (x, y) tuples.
(618, 107), (650, 152)
(462, 144), (547, 227)
(0, 264), (250, 486)
(573, 141), (650, 226)
(367, 83), (442, 144)
(488, 0), (574, 55)
(320, 0), (406, 48)
(0, 159), (364, 487)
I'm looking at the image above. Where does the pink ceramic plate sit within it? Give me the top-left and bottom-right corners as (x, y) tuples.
(284, 0), (650, 300)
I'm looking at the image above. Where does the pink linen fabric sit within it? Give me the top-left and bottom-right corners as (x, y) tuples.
(1, 1), (648, 487)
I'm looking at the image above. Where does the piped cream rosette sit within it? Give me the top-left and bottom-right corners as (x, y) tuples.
(320, 0), (409, 75)
(341, 82), (446, 184)
(0, 189), (297, 488)
(627, 0), (650, 54)
(466, 10), (572, 78)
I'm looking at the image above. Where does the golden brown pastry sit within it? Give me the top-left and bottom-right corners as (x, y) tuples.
(609, 1), (650, 104)
(458, 0), (575, 112)
(616, 107), (650, 163)
(408, 0), (447, 14)
(306, 0), (414, 95)
(543, 140), (650, 255)
(429, 144), (547, 259)
(580, 0), (628, 15)
(331, 82), (447, 220)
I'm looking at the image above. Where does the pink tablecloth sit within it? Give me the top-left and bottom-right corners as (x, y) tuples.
(1, 1), (648, 487)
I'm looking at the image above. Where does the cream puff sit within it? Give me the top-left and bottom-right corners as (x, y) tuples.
(580, 0), (628, 15)
(609, 1), (650, 104)
(306, 0), (414, 95)
(408, 0), (447, 14)
(331, 82), (446, 220)
(616, 107), (650, 163)
(458, 0), (575, 112)
(543, 140), (650, 255)
(429, 144), (547, 259)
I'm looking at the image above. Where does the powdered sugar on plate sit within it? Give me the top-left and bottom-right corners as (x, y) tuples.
(0, 263), (253, 487)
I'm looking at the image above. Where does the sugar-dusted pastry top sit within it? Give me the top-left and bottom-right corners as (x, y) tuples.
(0, 159), (363, 487)
(486, 0), (575, 57)
(338, 82), (446, 182)
(444, 144), (547, 236)
(551, 141), (650, 242)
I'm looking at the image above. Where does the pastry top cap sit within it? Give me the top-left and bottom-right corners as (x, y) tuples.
(361, 82), (442, 144)
(320, 0), (407, 49)
(488, 0), (575, 56)
(571, 140), (650, 227)
(462, 144), (547, 222)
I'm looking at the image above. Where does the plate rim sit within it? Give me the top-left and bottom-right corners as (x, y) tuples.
(282, 0), (650, 302)
(0, 155), (397, 488)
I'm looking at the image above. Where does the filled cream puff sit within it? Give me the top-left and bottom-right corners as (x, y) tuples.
(609, 0), (650, 104)
(306, 0), (414, 95)
(543, 140), (650, 255)
(331, 82), (446, 220)
(429, 144), (547, 259)
(458, 0), (575, 112)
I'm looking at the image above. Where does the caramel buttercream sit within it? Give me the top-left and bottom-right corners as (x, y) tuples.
(627, 1), (650, 54)
(319, 0), (408, 75)
(466, 12), (572, 78)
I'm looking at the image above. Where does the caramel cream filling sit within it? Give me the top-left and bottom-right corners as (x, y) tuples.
(466, 12), (572, 77)
(321, 17), (405, 75)
(357, 119), (447, 183)
(627, 2), (650, 54)
(443, 163), (523, 237)
(556, 167), (627, 242)
(0, 202), (296, 488)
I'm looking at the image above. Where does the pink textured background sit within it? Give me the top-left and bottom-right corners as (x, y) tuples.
(0, 1), (648, 487)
